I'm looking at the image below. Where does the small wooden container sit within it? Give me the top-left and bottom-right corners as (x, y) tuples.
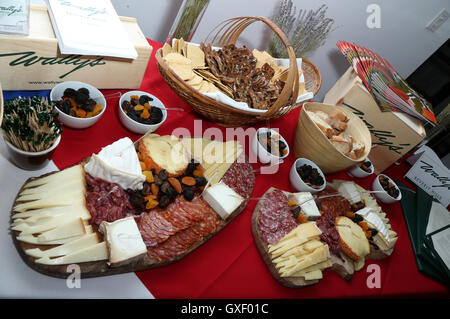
(155, 16), (321, 127)
(293, 102), (372, 173)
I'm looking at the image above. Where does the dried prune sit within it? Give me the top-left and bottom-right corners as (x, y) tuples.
(195, 176), (207, 187)
(63, 88), (76, 98)
(129, 192), (145, 209)
(182, 187), (195, 201)
(158, 169), (169, 181)
(139, 95), (153, 105)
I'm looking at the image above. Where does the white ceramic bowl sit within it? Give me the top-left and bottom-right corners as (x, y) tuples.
(251, 128), (290, 164)
(289, 158), (326, 193)
(50, 81), (106, 129)
(347, 158), (374, 178)
(3, 135), (61, 170)
(118, 90), (167, 135)
(372, 174), (402, 204)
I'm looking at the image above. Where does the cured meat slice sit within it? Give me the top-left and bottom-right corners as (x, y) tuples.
(222, 153), (255, 202)
(85, 174), (137, 229)
(315, 185), (351, 218)
(257, 189), (298, 245)
(144, 196), (221, 262)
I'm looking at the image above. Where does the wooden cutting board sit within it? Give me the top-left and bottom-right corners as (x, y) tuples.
(251, 187), (319, 288)
(11, 159), (255, 279)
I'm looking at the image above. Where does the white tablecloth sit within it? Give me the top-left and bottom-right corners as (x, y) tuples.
(0, 138), (153, 299)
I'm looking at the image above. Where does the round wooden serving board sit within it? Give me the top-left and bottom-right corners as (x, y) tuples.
(11, 160), (255, 279)
(251, 187), (318, 288)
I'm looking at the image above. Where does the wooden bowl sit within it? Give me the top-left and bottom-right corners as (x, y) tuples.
(293, 102), (372, 173)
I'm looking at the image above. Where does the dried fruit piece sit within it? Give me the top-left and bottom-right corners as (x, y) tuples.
(151, 183), (159, 196)
(146, 199), (159, 210)
(143, 171), (154, 183)
(168, 177), (182, 193)
(181, 176), (196, 186)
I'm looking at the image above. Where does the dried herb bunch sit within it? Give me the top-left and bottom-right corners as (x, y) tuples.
(169, 0), (209, 42)
(268, 1), (335, 58)
(1, 96), (63, 152)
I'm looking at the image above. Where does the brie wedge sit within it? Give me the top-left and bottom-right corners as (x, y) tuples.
(337, 182), (361, 204)
(99, 216), (147, 267)
(356, 207), (390, 243)
(202, 182), (244, 219)
(289, 192), (321, 218)
(84, 137), (145, 190)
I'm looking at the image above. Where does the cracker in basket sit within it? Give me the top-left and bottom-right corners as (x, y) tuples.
(164, 52), (195, 81)
(186, 74), (204, 88)
(162, 43), (172, 57)
(252, 49), (275, 69)
(186, 44), (205, 69)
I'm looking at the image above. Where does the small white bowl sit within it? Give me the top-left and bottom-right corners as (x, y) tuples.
(251, 128), (290, 164)
(372, 174), (402, 204)
(3, 135), (61, 170)
(118, 90), (167, 135)
(347, 158), (374, 178)
(289, 158), (326, 193)
(50, 81), (106, 129)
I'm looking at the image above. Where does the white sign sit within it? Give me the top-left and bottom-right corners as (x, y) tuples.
(0, 0), (29, 35)
(47, 0), (137, 59)
(405, 149), (450, 207)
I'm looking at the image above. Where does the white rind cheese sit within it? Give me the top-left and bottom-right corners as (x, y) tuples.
(99, 216), (147, 267)
(84, 137), (145, 190)
(356, 207), (390, 243)
(337, 182), (361, 204)
(289, 192), (321, 218)
(202, 182), (244, 219)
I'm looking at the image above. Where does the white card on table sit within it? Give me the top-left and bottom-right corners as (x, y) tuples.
(0, 0), (29, 35)
(47, 0), (137, 59)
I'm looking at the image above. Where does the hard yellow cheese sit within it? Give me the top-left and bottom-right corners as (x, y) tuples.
(35, 242), (108, 265)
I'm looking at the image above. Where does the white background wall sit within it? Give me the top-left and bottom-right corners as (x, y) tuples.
(33, 0), (450, 101)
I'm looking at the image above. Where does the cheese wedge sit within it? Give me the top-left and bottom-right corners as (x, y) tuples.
(13, 190), (85, 212)
(23, 165), (83, 188)
(99, 217), (147, 267)
(17, 234), (85, 245)
(35, 242), (108, 265)
(279, 245), (330, 277)
(336, 216), (370, 261)
(202, 182), (243, 219)
(36, 218), (87, 242)
(268, 222), (322, 253)
(12, 209), (91, 234)
(12, 204), (90, 225)
(289, 192), (321, 218)
(25, 233), (100, 258)
(17, 180), (85, 202)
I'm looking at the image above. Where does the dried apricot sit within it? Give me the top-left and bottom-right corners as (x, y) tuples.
(287, 201), (298, 207)
(151, 183), (159, 196)
(168, 177), (182, 193)
(141, 109), (150, 119)
(146, 199), (159, 210)
(143, 171), (154, 183)
(140, 161), (146, 170)
(181, 176), (196, 186)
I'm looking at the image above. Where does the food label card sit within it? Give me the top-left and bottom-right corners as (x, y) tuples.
(0, 0), (29, 35)
(405, 149), (450, 207)
(47, 0), (137, 59)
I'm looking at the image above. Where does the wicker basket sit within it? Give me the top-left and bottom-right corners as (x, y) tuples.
(155, 16), (322, 127)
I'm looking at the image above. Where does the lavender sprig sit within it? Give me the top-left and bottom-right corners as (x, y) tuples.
(268, 1), (335, 58)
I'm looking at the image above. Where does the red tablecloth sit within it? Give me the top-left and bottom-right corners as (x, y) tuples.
(51, 39), (449, 298)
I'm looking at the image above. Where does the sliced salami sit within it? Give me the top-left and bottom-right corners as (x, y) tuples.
(257, 189), (298, 245)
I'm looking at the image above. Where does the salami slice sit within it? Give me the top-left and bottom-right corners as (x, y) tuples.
(257, 189), (298, 245)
